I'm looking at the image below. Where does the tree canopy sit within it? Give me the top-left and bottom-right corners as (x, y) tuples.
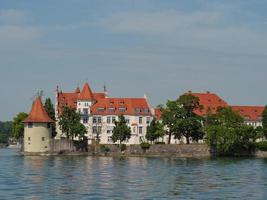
(0, 121), (12, 145)
(58, 106), (86, 140)
(111, 115), (131, 145)
(146, 118), (165, 143)
(12, 112), (28, 139)
(160, 94), (204, 144)
(262, 106), (267, 137)
(44, 98), (57, 137)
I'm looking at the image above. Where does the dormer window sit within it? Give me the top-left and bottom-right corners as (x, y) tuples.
(98, 107), (105, 112)
(119, 107), (126, 112)
(143, 108), (149, 113)
(28, 123), (33, 128)
(135, 108), (141, 113)
(109, 107), (115, 113)
(119, 101), (124, 105)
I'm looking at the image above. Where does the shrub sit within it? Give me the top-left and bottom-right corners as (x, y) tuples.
(120, 144), (127, 152)
(155, 141), (165, 144)
(256, 141), (267, 151)
(100, 145), (110, 153)
(140, 142), (151, 151)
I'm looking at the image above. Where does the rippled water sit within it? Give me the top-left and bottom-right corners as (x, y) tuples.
(1, 148), (267, 199)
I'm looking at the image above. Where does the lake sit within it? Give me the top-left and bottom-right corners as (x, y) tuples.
(0, 148), (267, 199)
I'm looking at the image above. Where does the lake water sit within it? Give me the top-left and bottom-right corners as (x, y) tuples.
(1, 148), (267, 200)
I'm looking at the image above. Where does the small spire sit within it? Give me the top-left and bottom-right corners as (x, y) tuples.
(75, 84), (80, 94)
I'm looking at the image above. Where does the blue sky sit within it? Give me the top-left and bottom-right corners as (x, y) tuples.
(0, 0), (267, 120)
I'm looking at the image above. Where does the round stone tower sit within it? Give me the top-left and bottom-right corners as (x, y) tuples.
(23, 96), (54, 153)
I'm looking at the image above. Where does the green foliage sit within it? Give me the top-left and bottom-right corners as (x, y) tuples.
(262, 106), (267, 137)
(155, 141), (165, 144)
(59, 106), (86, 140)
(12, 112), (28, 139)
(256, 141), (267, 151)
(0, 121), (13, 145)
(111, 115), (131, 145)
(205, 107), (261, 156)
(146, 119), (164, 143)
(161, 94), (204, 144)
(120, 144), (127, 151)
(100, 145), (110, 153)
(140, 142), (151, 151)
(44, 98), (57, 137)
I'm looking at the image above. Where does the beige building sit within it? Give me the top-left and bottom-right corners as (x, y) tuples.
(23, 96), (54, 153)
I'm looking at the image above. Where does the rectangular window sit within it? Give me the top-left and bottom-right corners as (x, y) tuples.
(133, 127), (136, 133)
(98, 107), (105, 112)
(47, 123), (51, 128)
(139, 127), (143, 134)
(28, 123), (33, 128)
(107, 117), (111, 124)
(92, 126), (97, 134)
(83, 117), (88, 124)
(42, 137), (45, 141)
(126, 119), (130, 124)
(93, 117), (97, 124)
(108, 136), (113, 142)
(139, 117), (143, 124)
(97, 117), (102, 123)
(28, 137), (31, 141)
(83, 108), (88, 114)
(112, 117), (116, 124)
(109, 107), (115, 113)
(97, 126), (102, 133)
(119, 107), (126, 112)
(146, 117), (150, 124)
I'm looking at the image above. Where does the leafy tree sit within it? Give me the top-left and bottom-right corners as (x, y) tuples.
(12, 112), (28, 140)
(111, 115), (131, 145)
(146, 118), (164, 143)
(44, 98), (57, 137)
(58, 106), (86, 140)
(262, 106), (267, 138)
(205, 107), (260, 156)
(161, 94), (203, 144)
(0, 121), (13, 145)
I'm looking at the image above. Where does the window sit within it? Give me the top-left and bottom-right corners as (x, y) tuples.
(98, 117), (102, 123)
(144, 108), (149, 113)
(109, 107), (115, 113)
(107, 117), (111, 124)
(97, 126), (102, 133)
(108, 136), (113, 142)
(139, 127), (143, 134)
(92, 126), (97, 133)
(112, 117), (116, 124)
(83, 108), (88, 114)
(135, 108), (141, 113)
(133, 127), (136, 133)
(93, 117), (97, 123)
(146, 117), (150, 124)
(42, 137), (45, 141)
(47, 123), (51, 128)
(98, 107), (105, 112)
(83, 117), (88, 124)
(126, 119), (130, 124)
(119, 107), (126, 112)
(139, 117), (143, 124)
(28, 137), (31, 141)
(28, 123), (33, 128)
(107, 130), (112, 134)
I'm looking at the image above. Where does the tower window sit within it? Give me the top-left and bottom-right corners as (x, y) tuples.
(28, 137), (31, 141)
(28, 123), (33, 128)
(47, 123), (51, 128)
(42, 137), (45, 141)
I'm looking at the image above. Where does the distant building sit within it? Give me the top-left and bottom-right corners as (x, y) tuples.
(23, 96), (54, 153)
(55, 83), (153, 144)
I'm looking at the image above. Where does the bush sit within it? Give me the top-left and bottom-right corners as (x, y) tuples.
(155, 141), (165, 144)
(100, 145), (110, 153)
(140, 142), (151, 151)
(256, 141), (267, 151)
(120, 144), (127, 152)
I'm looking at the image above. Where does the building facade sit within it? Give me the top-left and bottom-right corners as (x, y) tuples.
(55, 83), (153, 144)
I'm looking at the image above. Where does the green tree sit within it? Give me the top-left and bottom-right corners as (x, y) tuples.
(205, 107), (260, 156)
(44, 98), (57, 137)
(111, 115), (131, 145)
(58, 106), (86, 140)
(262, 106), (267, 138)
(161, 94), (203, 144)
(146, 118), (165, 143)
(0, 121), (13, 145)
(12, 112), (28, 140)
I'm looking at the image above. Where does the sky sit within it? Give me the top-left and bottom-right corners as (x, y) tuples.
(0, 0), (267, 121)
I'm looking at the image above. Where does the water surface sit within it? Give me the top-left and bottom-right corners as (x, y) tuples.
(0, 148), (267, 199)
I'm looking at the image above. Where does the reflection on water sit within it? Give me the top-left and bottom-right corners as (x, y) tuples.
(0, 148), (267, 199)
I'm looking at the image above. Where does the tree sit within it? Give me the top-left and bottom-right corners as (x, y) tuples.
(58, 106), (86, 140)
(146, 118), (164, 143)
(111, 115), (131, 145)
(161, 94), (203, 144)
(44, 98), (57, 137)
(12, 112), (28, 140)
(205, 107), (260, 156)
(0, 121), (13, 145)
(262, 106), (267, 138)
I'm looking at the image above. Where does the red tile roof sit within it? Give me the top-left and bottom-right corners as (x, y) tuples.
(154, 108), (162, 120)
(57, 92), (78, 114)
(188, 91), (228, 116)
(231, 106), (264, 121)
(91, 98), (151, 116)
(75, 86), (80, 94)
(93, 92), (106, 100)
(78, 83), (94, 101)
(24, 96), (54, 123)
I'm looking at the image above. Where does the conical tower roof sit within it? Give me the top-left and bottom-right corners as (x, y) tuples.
(24, 96), (54, 123)
(79, 83), (94, 101)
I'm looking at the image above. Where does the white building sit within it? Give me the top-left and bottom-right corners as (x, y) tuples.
(55, 83), (153, 144)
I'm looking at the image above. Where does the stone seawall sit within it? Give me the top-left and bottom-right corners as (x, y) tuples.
(93, 144), (211, 158)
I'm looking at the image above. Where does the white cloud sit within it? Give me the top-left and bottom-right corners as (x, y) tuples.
(0, 9), (30, 24)
(0, 25), (41, 41)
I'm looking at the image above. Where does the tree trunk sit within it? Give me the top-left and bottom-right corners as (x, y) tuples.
(168, 132), (171, 144)
(186, 136), (190, 144)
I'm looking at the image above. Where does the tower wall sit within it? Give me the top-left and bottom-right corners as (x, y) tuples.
(24, 123), (52, 153)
